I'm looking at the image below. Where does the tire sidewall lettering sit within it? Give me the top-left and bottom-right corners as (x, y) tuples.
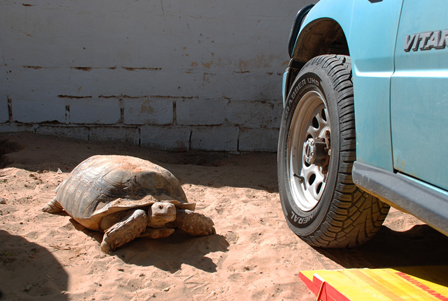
(286, 74), (322, 112)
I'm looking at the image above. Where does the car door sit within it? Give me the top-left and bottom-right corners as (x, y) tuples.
(391, 0), (448, 191)
(348, 0), (403, 171)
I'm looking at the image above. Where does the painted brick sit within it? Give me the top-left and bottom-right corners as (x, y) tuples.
(68, 98), (121, 124)
(191, 126), (238, 151)
(198, 72), (284, 101)
(123, 98), (173, 125)
(0, 123), (36, 133)
(36, 126), (89, 141)
(227, 100), (282, 128)
(176, 99), (228, 126)
(238, 128), (279, 152)
(12, 98), (66, 123)
(0, 98), (8, 123)
(55, 68), (185, 98)
(141, 125), (190, 151)
(89, 127), (139, 144)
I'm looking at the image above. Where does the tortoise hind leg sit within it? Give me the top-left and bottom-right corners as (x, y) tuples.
(42, 198), (63, 213)
(173, 209), (215, 236)
(100, 209), (147, 253)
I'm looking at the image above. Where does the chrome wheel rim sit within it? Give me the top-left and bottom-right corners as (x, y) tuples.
(287, 91), (331, 211)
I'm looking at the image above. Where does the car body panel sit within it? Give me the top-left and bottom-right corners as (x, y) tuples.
(349, 0), (403, 171)
(391, 0), (448, 191)
(290, 0), (404, 171)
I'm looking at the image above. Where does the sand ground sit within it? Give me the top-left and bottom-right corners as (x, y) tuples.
(1, 132), (447, 301)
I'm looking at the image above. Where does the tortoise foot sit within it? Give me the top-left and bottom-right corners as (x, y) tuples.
(42, 198), (63, 213)
(174, 210), (215, 236)
(101, 209), (147, 253)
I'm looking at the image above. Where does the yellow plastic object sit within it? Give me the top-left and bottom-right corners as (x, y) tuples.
(299, 266), (448, 301)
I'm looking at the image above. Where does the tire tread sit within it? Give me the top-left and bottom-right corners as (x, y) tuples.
(297, 55), (389, 248)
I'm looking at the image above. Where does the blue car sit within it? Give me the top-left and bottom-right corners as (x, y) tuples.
(278, 0), (448, 248)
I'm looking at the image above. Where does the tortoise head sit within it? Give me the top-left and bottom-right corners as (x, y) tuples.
(147, 202), (176, 228)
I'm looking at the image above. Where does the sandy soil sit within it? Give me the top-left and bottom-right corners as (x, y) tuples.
(1, 132), (447, 301)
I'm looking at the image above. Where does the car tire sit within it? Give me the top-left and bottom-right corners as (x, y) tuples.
(278, 54), (390, 248)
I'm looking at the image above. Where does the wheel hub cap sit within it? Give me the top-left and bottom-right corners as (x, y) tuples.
(303, 138), (328, 166)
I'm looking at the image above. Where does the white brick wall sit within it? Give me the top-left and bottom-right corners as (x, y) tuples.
(36, 126), (89, 141)
(89, 127), (140, 144)
(68, 98), (121, 124)
(12, 98), (66, 123)
(176, 99), (228, 126)
(141, 125), (191, 151)
(239, 128), (280, 152)
(191, 127), (239, 151)
(0, 0), (315, 151)
(123, 98), (173, 125)
(0, 99), (9, 123)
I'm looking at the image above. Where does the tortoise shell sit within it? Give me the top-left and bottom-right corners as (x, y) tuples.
(54, 155), (195, 230)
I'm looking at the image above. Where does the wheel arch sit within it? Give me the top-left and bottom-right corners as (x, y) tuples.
(292, 18), (350, 68)
(284, 18), (350, 101)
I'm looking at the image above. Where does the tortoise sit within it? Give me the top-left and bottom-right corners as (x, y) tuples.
(42, 155), (215, 253)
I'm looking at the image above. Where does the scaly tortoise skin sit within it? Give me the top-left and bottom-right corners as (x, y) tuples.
(42, 155), (215, 253)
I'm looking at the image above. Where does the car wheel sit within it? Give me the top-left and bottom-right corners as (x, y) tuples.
(278, 55), (390, 247)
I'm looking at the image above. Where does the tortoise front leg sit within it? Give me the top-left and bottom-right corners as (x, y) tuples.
(100, 209), (147, 253)
(172, 209), (215, 236)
